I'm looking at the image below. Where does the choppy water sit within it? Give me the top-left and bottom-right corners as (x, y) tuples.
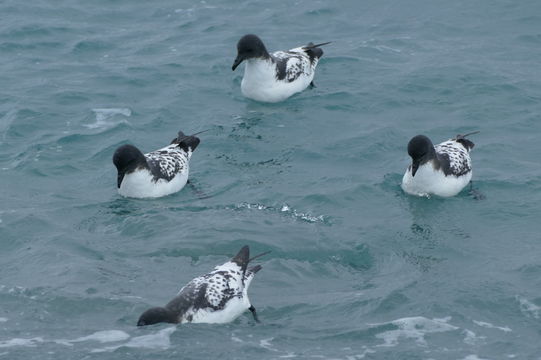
(1, 0), (541, 359)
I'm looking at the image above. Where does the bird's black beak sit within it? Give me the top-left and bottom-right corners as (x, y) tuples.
(232, 55), (244, 71)
(411, 161), (420, 177)
(117, 172), (125, 188)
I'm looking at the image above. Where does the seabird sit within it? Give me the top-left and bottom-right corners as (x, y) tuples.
(232, 34), (330, 102)
(112, 130), (203, 198)
(137, 245), (269, 326)
(401, 132), (479, 197)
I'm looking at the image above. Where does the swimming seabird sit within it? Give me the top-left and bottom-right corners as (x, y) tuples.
(401, 132), (479, 197)
(112, 130), (202, 198)
(137, 245), (269, 326)
(232, 34), (330, 102)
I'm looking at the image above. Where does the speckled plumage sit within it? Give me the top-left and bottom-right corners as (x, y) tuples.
(433, 139), (473, 177)
(144, 144), (190, 182)
(271, 45), (322, 83)
(401, 133), (477, 197)
(137, 246), (266, 326)
(112, 130), (200, 198)
(232, 34), (329, 102)
(165, 262), (261, 324)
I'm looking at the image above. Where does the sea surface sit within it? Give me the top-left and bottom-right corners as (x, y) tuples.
(1, 0), (540, 359)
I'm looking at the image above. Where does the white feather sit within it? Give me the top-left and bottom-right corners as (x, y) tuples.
(175, 260), (257, 324)
(118, 168), (189, 198)
(189, 296), (250, 324)
(401, 161), (472, 197)
(240, 48), (318, 103)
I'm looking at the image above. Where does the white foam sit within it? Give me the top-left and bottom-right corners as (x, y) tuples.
(239, 202), (326, 223)
(350, 347), (376, 359)
(0, 109), (16, 140)
(461, 355), (489, 360)
(231, 334), (243, 343)
(86, 108), (131, 129)
(92, 326), (175, 353)
(371, 316), (458, 347)
(473, 320), (512, 332)
(516, 296), (540, 319)
(259, 337), (279, 352)
(278, 353), (297, 358)
(0, 318), (7, 323)
(0, 337), (44, 348)
(463, 329), (486, 345)
(56, 330), (130, 346)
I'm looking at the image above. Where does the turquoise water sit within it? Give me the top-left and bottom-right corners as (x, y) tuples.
(1, 0), (541, 359)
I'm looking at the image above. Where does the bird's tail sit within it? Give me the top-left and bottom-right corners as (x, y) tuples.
(453, 131), (479, 151)
(171, 129), (210, 144)
(171, 129), (210, 152)
(303, 41), (331, 60)
(231, 246), (250, 272)
(232, 246), (271, 274)
(304, 41), (332, 49)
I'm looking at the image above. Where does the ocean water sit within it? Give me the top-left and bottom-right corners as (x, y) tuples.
(1, 0), (540, 359)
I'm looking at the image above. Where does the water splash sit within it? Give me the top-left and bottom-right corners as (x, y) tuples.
(92, 326), (176, 352)
(86, 108), (131, 129)
(370, 316), (459, 347)
(0, 109), (17, 140)
(0, 337), (43, 348)
(516, 295), (540, 319)
(55, 330), (130, 346)
(237, 202), (328, 224)
(473, 320), (512, 332)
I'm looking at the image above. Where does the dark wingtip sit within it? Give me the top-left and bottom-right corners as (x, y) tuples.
(303, 42), (331, 61)
(303, 41), (332, 49)
(170, 129), (207, 152)
(248, 264), (262, 274)
(456, 138), (475, 151)
(170, 130), (187, 144)
(248, 250), (271, 262)
(454, 131), (479, 151)
(455, 130), (480, 139)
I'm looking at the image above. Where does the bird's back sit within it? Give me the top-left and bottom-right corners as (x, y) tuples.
(273, 47), (319, 82)
(434, 139), (472, 177)
(145, 144), (190, 182)
(165, 261), (248, 324)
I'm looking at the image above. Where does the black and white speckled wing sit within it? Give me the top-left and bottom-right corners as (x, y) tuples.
(271, 47), (318, 82)
(144, 144), (189, 182)
(435, 140), (472, 176)
(164, 261), (245, 322)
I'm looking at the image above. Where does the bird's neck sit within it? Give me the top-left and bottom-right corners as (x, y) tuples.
(244, 57), (275, 80)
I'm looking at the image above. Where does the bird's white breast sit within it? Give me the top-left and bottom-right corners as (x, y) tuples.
(118, 167), (189, 198)
(241, 57), (314, 103)
(187, 296), (251, 324)
(401, 162), (472, 197)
